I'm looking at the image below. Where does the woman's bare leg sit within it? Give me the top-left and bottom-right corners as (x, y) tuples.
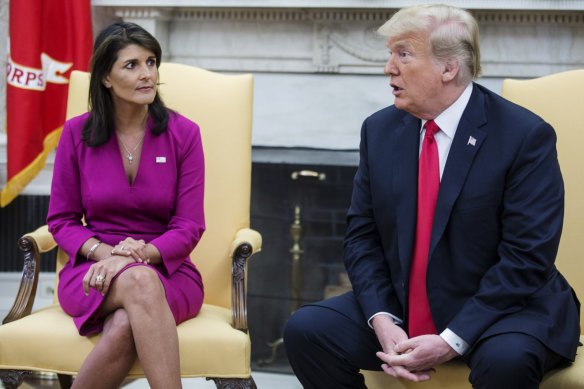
(72, 309), (136, 389)
(104, 266), (182, 389)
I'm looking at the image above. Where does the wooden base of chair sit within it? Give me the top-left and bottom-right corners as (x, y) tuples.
(57, 373), (73, 389)
(208, 377), (257, 389)
(0, 369), (32, 389)
(0, 372), (256, 389)
(0, 371), (72, 389)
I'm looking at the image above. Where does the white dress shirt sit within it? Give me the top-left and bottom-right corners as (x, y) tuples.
(368, 83), (474, 356)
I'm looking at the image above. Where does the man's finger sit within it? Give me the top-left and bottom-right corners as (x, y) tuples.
(377, 351), (408, 366)
(394, 339), (415, 354)
(380, 363), (398, 378)
(392, 365), (431, 382)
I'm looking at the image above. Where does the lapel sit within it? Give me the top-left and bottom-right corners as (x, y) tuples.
(429, 84), (488, 256)
(392, 114), (420, 274)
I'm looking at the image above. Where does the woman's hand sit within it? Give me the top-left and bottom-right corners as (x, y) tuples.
(83, 255), (135, 296)
(111, 237), (150, 263)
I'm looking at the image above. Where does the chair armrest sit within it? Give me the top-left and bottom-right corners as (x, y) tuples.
(2, 225), (56, 325)
(231, 228), (262, 255)
(22, 225), (58, 253)
(231, 228), (262, 332)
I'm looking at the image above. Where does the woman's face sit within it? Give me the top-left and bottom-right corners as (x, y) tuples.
(103, 44), (158, 109)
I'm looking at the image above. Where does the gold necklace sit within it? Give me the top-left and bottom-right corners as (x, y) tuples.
(118, 133), (145, 164)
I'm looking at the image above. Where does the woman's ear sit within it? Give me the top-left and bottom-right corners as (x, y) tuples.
(102, 77), (111, 88)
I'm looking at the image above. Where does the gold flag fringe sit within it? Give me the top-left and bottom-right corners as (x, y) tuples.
(0, 127), (62, 207)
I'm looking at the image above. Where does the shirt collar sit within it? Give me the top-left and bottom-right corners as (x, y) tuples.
(421, 83), (473, 140)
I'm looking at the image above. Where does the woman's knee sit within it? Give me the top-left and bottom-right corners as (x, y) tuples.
(116, 266), (165, 303)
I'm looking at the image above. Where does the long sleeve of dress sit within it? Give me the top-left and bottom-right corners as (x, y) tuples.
(149, 117), (205, 276)
(47, 115), (96, 264)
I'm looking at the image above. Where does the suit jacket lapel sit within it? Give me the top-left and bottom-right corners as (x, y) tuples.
(430, 84), (488, 255)
(393, 114), (420, 274)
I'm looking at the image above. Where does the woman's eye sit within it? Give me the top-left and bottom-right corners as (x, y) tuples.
(147, 59), (156, 66)
(125, 62), (135, 69)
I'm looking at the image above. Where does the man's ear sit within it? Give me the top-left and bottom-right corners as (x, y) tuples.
(442, 58), (460, 82)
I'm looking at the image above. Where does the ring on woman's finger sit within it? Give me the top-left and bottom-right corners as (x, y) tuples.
(95, 275), (105, 283)
(120, 245), (125, 251)
(110, 248), (116, 255)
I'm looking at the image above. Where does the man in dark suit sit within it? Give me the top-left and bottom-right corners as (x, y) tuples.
(284, 4), (580, 388)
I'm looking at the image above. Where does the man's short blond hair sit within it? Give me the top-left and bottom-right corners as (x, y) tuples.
(378, 4), (481, 84)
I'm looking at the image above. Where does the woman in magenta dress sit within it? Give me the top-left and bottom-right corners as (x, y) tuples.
(46, 22), (204, 389)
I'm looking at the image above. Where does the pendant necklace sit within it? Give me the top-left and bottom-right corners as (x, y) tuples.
(118, 133), (145, 165)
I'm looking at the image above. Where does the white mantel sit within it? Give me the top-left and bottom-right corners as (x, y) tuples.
(2, 0), (584, 195)
(91, 0), (584, 11)
(90, 4), (584, 78)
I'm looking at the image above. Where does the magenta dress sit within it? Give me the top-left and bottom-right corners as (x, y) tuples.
(47, 111), (205, 336)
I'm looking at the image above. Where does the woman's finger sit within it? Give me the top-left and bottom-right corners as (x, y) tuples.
(125, 243), (147, 262)
(82, 267), (94, 295)
(94, 272), (106, 292)
(100, 273), (111, 296)
(111, 244), (131, 257)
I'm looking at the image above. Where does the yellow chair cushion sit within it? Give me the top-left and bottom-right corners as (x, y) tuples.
(363, 337), (584, 388)
(0, 303), (250, 378)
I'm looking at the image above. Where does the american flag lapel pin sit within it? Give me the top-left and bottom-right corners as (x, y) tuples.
(467, 136), (477, 146)
(156, 156), (167, 163)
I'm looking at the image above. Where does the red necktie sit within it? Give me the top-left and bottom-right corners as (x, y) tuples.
(408, 120), (439, 337)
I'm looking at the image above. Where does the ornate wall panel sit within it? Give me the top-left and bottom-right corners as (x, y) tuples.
(2, 1), (584, 192)
(92, 5), (584, 77)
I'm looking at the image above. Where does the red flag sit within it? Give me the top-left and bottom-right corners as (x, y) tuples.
(1, 0), (92, 207)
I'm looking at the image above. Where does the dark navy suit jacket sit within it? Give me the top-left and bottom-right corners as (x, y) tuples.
(344, 83), (580, 360)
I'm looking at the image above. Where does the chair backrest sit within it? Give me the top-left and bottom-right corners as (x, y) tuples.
(60, 63), (254, 309)
(502, 69), (584, 330)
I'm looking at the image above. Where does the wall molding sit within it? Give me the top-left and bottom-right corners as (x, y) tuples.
(93, 6), (584, 76)
(476, 10), (584, 25)
(91, 0), (584, 11)
(114, 7), (172, 19)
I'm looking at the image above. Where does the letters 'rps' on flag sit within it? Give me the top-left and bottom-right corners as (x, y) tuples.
(1, 0), (92, 207)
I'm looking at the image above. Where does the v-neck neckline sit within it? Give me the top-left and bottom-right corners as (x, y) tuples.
(114, 121), (150, 188)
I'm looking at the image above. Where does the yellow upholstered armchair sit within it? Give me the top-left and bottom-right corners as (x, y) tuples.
(363, 70), (584, 388)
(0, 63), (261, 388)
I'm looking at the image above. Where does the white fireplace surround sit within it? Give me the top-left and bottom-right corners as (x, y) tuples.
(1, 0), (584, 194)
